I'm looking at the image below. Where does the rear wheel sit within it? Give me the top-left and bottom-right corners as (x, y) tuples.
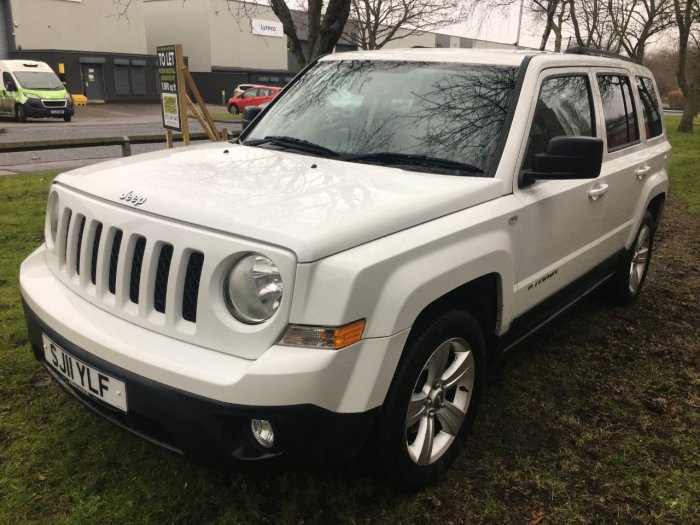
(371, 309), (485, 489)
(606, 211), (655, 305)
(15, 105), (26, 122)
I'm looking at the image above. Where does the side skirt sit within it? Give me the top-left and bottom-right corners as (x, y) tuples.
(497, 249), (625, 355)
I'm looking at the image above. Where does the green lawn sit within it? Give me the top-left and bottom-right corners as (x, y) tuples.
(0, 118), (698, 524)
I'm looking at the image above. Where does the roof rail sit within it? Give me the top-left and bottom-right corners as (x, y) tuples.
(564, 46), (635, 63)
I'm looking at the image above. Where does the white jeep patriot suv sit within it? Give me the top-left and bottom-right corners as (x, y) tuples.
(20, 47), (670, 488)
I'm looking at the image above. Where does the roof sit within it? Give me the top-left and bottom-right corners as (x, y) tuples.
(320, 48), (544, 67)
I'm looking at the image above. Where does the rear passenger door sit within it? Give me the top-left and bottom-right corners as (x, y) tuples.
(591, 71), (647, 255)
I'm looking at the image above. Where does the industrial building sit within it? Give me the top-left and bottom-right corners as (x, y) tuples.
(0, 0), (522, 104)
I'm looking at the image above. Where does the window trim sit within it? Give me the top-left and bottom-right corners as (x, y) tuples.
(635, 75), (664, 141)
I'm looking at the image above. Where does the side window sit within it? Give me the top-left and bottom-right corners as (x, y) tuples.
(3, 72), (14, 89)
(523, 75), (594, 171)
(243, 89), (259, 98)
(636, 76), (663, 139)
(597, 75), (639, 151)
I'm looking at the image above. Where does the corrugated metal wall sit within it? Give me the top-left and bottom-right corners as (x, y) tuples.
(0, 0), (9, 58)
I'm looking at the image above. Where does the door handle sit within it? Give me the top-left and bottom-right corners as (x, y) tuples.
(588, 184), (609, 200)
(635, 165), (651, 179)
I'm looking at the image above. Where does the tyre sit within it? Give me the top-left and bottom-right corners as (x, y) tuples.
(228, 104), (239, 115)
(606, 211), (655, 305)
(371, 309), (486, 489)
(63, 114), (72, 122)
(15, 105), (27, 122)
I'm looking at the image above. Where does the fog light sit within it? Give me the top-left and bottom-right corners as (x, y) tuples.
(251, 419), (275, 448)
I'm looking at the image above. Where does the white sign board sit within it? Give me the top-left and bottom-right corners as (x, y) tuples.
(251, 19), (284, 38)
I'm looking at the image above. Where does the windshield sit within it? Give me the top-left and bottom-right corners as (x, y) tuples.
(14, 71), (64, 90)
(245, 60), (519, 176)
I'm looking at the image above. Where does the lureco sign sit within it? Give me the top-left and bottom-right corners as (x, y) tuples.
(251, 19), (284, 38)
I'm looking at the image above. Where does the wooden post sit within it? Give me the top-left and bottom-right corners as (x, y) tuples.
(184, 68), (219, 139)
(221, 128), (228, 141)
(186, 96), (217, 141)
(175, 44), (190, 145)
(165, 129), (173, 149)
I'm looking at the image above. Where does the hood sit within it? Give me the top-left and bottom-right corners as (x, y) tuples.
(22, 88), (66, 99)
(55, 143), (503, 262)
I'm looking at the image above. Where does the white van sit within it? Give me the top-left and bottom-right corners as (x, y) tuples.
(0, 59), (74, 122)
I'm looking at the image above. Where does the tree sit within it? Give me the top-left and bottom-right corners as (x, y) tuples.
(344, 0), (463, 50)
(673, 0), (700, 132)
(270, 0), (352, 70)
(607, 0), (675, 62)
(530, 0), (569, 50)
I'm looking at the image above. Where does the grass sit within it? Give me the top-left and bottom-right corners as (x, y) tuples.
(0, 118), (698, 524)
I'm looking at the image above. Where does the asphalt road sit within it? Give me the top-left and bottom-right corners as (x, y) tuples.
(0, 103), (241, 175)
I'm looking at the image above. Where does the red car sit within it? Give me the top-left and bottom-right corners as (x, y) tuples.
(227, 86), (281, 114)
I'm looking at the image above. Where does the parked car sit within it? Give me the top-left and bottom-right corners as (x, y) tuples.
(20, 47), (669, 489)
(232, 83), (256, 98)
(0, 59), (74, 122)
(227, 86), (281, 115)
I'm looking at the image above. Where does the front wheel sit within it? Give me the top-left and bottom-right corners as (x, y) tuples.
(15, 105), (27, 122)
(371, 309), (486, 489)
(63, 114), (72, 122)
(606, 211), (655, 305)
(228, 104), (239, 115)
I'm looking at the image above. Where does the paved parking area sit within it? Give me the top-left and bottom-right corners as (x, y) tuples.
(0, 103), (240, 174)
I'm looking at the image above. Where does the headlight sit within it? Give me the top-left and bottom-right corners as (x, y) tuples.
(224, 253), (283, 324)
(45, 191), (59, 247)
(25, 93), (40, 99)
(65, 93), (73, 105)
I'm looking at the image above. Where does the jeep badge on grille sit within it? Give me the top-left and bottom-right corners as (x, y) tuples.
(119, 191), (147, 207)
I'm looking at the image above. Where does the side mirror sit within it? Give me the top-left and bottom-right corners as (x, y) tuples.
(522, 136), (603, 186)
(5, 81), (17, 92)
(242, 106), (263, 130)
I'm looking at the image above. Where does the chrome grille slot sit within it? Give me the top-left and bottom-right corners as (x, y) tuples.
(58, 208), (72, 268)
(129, 236), (147, 304)
(90, 223), (103, 285)
(108, 230), (123, 295)
(182, 251), (204, 323)
(154, 244), (173, 314)
(75, 216), (86, 275)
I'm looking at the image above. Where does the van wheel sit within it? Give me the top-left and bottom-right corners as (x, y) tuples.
(371, 309), (485, 490)
(64, 114), (72, 122)
(15, 105), (27, 122)
(606, 211), (655, 305)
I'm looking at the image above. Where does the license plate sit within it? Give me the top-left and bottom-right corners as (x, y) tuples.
(42, 334), (128, 412)
(50, 110), (63, 114)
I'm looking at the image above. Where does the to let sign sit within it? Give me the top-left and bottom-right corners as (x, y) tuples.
(157, 44), (181, 131)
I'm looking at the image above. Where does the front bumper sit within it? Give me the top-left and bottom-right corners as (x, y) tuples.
(24, 301), (379, 467)
(20, 246), (409, 466)
(23, 99), (74, 118)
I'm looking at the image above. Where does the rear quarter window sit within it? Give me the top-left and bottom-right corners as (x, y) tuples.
(636, 76), (663, 139)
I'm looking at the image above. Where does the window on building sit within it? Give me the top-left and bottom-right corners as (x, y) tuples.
(636, 76), (662, 139)
(522, 75), (594, 171)
(114, 64), (130, 95)
(597, 75), (639, 151)
(132, 66), (146, 95)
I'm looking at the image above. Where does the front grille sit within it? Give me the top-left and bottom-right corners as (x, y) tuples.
(57, 207), (203, 325)
(43, 100), (66, 108)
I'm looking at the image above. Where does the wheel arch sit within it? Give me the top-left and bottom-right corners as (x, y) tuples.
(646, 192), (665, 230)
(406, 273), (502, 366)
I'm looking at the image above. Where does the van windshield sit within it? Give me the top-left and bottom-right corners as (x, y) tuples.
(244, 60), (519, 176)
(14, 71), (64, 90)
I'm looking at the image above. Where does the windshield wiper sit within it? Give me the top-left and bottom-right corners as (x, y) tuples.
(341, 152), (484, 175)
(244, 136), (339, 158)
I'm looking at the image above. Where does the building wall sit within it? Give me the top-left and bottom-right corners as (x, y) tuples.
(10, 0), (147, 54)
(208, 0), (288, 71)
(143, 0), (212, 72)
(382, 31), (436, 49)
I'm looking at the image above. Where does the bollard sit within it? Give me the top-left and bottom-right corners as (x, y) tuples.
(121, 136), (132, 157)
